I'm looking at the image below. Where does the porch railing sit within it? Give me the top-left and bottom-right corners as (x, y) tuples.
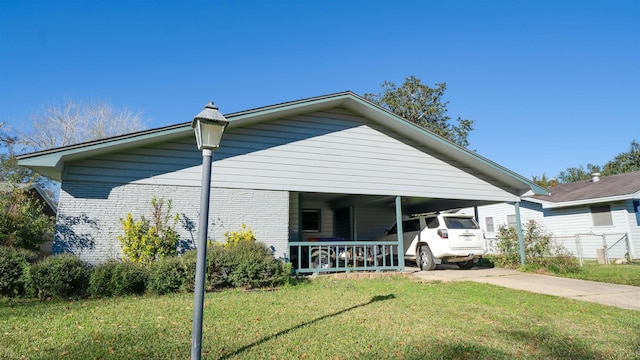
(288, 240), (402, 274)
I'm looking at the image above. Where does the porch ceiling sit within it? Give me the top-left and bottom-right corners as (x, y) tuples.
(301, 192), (501, 215)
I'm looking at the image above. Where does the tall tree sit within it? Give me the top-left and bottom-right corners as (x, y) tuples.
(18, 99), (146, 151)
(602, 140), (640, 175)
(557, 163), (601, 183)
(364, 76), (474, 147)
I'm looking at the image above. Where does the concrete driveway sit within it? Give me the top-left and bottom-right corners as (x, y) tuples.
(406, 264), (640, 311)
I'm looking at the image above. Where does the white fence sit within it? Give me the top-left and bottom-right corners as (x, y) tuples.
(486, 232), (632, 265)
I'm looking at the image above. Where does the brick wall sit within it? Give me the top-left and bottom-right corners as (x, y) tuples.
(55, 181), (290, 264)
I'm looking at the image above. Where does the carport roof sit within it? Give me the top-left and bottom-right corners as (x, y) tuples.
(17, 91), (547, 197)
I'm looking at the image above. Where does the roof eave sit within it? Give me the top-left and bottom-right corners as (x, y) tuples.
(532, 194), (635, 209)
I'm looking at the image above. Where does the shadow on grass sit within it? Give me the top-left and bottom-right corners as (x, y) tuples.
(219, 294), (396, 359)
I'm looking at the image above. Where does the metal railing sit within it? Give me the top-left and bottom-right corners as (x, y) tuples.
(289, 241), (402, 274)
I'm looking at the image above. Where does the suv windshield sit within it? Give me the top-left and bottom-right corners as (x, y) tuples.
(443, 217), (479, 229)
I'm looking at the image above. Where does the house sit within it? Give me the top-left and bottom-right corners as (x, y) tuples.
(475, 171), (640, 261)
(17, 91), (546, 271)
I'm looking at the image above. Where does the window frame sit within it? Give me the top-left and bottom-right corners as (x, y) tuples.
(485, 216), (495, 233)
(591, 205), (613, 227)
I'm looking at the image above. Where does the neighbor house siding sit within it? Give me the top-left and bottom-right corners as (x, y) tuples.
(64, 108), (518, 202)
(476, 200), (639, 259)
(55, 181), (289, 264)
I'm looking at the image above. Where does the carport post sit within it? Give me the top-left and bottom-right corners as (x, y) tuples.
(515, 201), (525, 266)
(395, 196), (405, 270)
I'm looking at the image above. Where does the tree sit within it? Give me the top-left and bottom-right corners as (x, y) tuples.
(18, 98), (146, 151)
(602, 140), (640, 175)
(531, 173), (553, 187)
(364, 76), (474, 147)
(557, 163), (601, 183)
(0, 185), (55, 251)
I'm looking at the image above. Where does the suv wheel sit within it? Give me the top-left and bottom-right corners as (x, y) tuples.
(417, 245), (436, 271)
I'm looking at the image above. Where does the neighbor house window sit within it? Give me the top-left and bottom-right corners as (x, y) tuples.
(301, 209), (321, 232)
(507, 214), (517, 228)
(591, 205), (613, 226)
(485, 217), (495, 233)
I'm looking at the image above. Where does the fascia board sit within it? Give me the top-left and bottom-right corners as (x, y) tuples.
(17, 125), (191, 181)
(536, 194), (633, 209)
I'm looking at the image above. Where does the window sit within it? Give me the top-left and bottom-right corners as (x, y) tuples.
(507, 214), (517, 228)
(443, 217), (480, 230)
(403, 219), (421, 232)
(426, 217), (440, 229)
(301, 209), (321, 232)
(485, 217), (495, 233)
(591, 205), (613, 226)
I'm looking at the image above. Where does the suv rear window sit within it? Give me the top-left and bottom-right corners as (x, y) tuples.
(443, 217), (479, 229)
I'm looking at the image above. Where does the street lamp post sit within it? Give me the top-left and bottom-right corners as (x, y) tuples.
(190, 102), (228, 360)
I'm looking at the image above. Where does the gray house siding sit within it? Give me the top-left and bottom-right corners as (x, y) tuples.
(56, 181), (289, 264)
(64, 108), (519, 202)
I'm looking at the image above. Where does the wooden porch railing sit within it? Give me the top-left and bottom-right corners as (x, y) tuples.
(288, 240), (402, 274)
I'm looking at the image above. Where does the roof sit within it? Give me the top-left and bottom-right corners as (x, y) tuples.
(529, 171), (640, 208)
(17, 91), (547, 197)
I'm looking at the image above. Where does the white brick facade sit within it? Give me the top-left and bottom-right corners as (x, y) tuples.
(56, 181), (290, 264)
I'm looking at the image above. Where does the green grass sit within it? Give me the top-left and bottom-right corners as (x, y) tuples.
(2, 276), (639, 359)
(550, 263), (640, 286)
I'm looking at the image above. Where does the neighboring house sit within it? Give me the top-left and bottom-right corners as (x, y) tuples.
(475, 172), (640, 261)
(17, 92), (546, 270)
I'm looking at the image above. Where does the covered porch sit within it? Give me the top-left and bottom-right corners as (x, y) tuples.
(288, 191), (501, 274)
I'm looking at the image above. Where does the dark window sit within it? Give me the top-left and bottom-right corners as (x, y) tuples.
(443, 217), (479, 230)
(301, 209), (321, 232)
(591, 205), (613, 226)
(403, 219), (421, 232)
(426, 217), (440, 229)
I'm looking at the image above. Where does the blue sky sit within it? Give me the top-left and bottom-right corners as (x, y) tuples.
(1, 0), (638, 179)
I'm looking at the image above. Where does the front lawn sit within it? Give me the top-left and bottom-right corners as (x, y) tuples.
(536, 263), (640, 287)
(2, 276), (639, 359)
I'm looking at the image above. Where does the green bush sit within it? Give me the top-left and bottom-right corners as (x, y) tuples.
(147, 256), (188, 295)
(224, 241), (289, 289)
(30, 254), (91, 299)
(0, 246), (39, 297)
(0, 186), (54, 251)
(495, 220), (579, 273)
(89, 260), (148, 298)
(181, 244), (230, 292)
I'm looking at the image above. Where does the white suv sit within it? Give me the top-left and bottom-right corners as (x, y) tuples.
(377, 213), (487, 270)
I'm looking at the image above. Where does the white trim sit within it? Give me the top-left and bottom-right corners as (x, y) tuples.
(528, 194), (635, 209)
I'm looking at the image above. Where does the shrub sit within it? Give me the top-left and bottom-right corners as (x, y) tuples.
(181, 244), (230, 292)
(0, 185), (54, 251)
(223, 224), (256, 250)
(118, 197), (180, 265)
(89, 260), (148, 298)
(0, 246), (39, 297)
(30, 254), (91, 299)
(224, 240), (289, 289)
(147, 256), (188, 295)
(495, 220), (579, 273)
